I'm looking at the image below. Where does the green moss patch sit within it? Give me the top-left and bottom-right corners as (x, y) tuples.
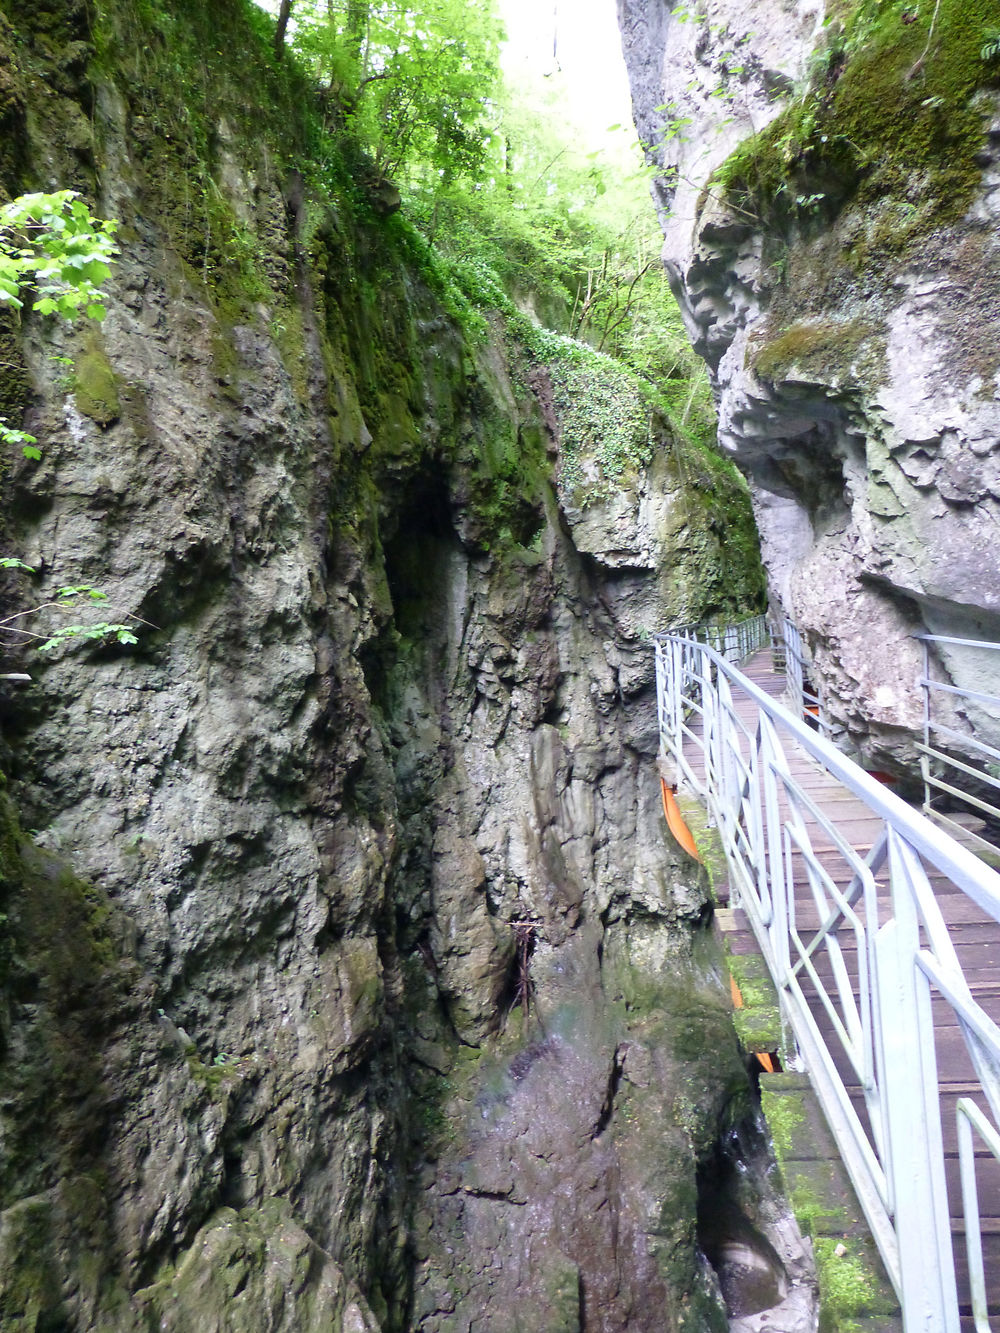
(726, 950), (782, 1053)
(814, 1236), (901, 1333)
(675, 793), (728, 901)
(759, 1080), (806, 1163)
(73, 343), (121, 426)
(750, 316), (882, 386)
(715, 0), (1000, 267)
(760, 1077), (901, 1330)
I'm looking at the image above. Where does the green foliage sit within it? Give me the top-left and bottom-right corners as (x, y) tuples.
(982, 27), (1000, 61)
(290, 0), (503, 184)
(406, 76), (719, 460)
(0, 191), (118, 460)
(0, 566), (139, 658)
(0, 424), (39, 461)
(531, 332), (657, 500)
(36, 622), (139, 652)
(0, 191), (117, 320)
(0, 189), (131, 652)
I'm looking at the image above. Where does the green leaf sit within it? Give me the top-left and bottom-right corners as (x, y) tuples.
(56, 584), (108, 600)
(0, 190), (116, 325)
(21, 444), (41, 461)
(37, 620), (137, 652)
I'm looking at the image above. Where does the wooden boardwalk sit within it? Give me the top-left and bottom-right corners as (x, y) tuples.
(689, 647), (1000, 1329)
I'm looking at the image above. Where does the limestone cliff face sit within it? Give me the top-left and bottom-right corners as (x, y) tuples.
(619, 0), (1000, 767)
(0, 1), (773, 1329)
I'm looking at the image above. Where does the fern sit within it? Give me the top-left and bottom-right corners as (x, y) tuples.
(981, 27), (1000, 62)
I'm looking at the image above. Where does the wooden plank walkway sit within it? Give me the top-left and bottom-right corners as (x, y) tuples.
(684, 647), (1000, 1327)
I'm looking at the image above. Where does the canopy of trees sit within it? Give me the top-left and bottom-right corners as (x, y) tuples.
(267, 0), (714, 447)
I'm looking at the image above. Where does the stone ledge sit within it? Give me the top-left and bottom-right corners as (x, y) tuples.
(759, 1073), (901, 1332)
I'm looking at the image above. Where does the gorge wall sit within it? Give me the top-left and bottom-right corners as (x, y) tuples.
(619, 0), (1000, 769)
(0, 1), (782, 1329)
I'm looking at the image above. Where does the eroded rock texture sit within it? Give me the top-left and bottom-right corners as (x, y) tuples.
(0, 1), (776, 1329)
(619, 0), (1000, 767)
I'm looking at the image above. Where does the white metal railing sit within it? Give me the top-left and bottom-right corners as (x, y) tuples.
(667, 611), (769, 664)
(919, 633), (1000, 858)
(775, 615), (829, 735)
(655, 614), (767, 774)
(654, 624), (1000, 1333)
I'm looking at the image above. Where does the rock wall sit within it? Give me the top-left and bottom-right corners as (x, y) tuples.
(619, 0), (1000, 768)
(0, 1), (777, 1329)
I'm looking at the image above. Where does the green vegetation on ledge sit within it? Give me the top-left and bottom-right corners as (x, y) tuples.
(715, 0), (1000, 268)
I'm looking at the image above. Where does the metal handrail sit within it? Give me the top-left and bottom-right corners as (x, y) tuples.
(654, 625), (1000, 1332)
(779, 615), (829, 735)
(665, 611), (769, 664)
(918, 633), (1000, 857)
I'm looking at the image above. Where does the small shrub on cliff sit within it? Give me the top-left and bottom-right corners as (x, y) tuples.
(0, 563), (138, 670)
(0, 193), (133, 661)
(0, 191), (117, 321)
(0, 190), (118, 459)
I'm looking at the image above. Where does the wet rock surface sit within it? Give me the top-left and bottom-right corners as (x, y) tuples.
(0, 1), (783, 1329)
(618, 0), (1000, 770)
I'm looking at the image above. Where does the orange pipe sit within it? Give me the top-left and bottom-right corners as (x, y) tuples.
(660, 778), (702, 862)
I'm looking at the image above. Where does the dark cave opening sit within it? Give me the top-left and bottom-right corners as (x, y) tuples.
(695, 1114), (790, 1319)
(381, 469), (456, 641)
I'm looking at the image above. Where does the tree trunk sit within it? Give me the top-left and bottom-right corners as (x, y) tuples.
(345, 0), (367, 63)
(273, 0), (293, 58)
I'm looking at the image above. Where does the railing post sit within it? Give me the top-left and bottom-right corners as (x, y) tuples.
(920, 637), (932, 818)
(875, 829), (959, 1331)
(672, 639), (685, 771)
(758, 712), (791, 986)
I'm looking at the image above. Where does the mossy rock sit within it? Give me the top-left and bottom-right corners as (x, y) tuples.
(73, 342), (121, 426)
(750, 316), (883, 387)
(136, 1199), (380, 1331)
(714, 0), (1000, 268)
(0, 1194), (66, 1327)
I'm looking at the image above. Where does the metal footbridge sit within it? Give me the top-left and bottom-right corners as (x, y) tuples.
(654, 615), (1000, 1332)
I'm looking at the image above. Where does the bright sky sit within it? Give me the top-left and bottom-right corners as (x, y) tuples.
(497, 0), (635, 149)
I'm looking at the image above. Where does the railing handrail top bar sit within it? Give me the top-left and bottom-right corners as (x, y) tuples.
(655, 630), (1000, 915)
(916, 633), (1000, 651)
(650, 611), (768, 642)
(919, 676), (1000, 710)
